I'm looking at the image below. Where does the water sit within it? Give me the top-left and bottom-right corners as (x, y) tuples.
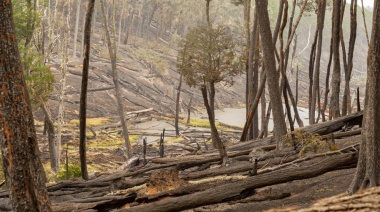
(196, 105), (313, 130)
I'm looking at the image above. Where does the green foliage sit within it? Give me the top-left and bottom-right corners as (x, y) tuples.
(12, 0), (40, 45)
(58, 163), (82, 180)
(177, 24), (242, 88)
(12, 0), (54, 110)
(21, 46), (54, 109)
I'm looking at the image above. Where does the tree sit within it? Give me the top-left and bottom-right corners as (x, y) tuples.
(0, 0), (51, 210)
(256, 0), (287, 149)
(309, 0), (327, 124)
(79, 0), (96, 180)
(175, 74), (183, 137)
(100, 0), (132, 159)
(177, 23), (241, 165)
(349, 0), (380, 194)
(329, 0), (342, 119)
(73, 0), (82, 58)
(13, 0), (57, 172)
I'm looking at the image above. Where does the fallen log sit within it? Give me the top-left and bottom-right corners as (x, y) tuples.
(151, 149), (253, 165)
(93, 108), (153, 131)
(230, 111), (363, 152)
(321, 128), (361, 140)
(120, 152), (358, 212)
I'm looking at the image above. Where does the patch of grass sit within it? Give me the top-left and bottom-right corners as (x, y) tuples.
(88, 135), (140, 149)
(68, 118), (111, 127)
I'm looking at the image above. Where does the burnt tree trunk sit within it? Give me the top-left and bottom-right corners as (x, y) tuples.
(0, 1), (51, 210)
(175, 74), (183, 136)
(79, 0), (96, 180)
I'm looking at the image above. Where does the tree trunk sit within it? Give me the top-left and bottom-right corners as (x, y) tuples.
(256, 0), (287, 149)
(175, 75), (183, 136)
(0, 1), (51, 210)
(248, 6), (259, 140)
(73, 0), (82, 58)
(41, 103), (58, 172)
(57, 6), (71, 174)
(349, 0), (380, 194)
(311, 0), (327, 124)
(79, 0), (96, 180)
(101, 0), (132, 158)
(201, 84), (228, 166)
(329, 0), (342, 119)
(344, 0), (357, 115)
(321, 37), (334, 122)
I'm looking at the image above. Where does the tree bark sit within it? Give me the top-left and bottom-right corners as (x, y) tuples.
(79, 0), (96, 180)
(0, 1), (51, 210)
(256, 0), (287, 149)
(201, 84), (228, 166)
(175, 75), (183, 136)
(349, 0), (380, 194)
(73, 0), (82, 58)
(248, 6), (259, 139)
(343, 0), (357, 115)
(41, 103), (58, 172)
(329, 0), (342, 119)
(310, 0), (327, 124)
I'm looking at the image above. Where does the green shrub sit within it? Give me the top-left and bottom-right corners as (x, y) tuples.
(57, 163), (82, 180)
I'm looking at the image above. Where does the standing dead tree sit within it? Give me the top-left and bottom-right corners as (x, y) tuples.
(79, 0), (96, 180)
(100, 0), (132, 159)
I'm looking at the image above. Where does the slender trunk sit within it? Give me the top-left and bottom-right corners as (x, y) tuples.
(279, 1), (294, 132)
(329, 0), (342, 119)
(256, 0), (287, 149)
(79, 0), (96, 180)
(344, 0), (357, 115)
(260, 68), (266, 137)
(73, 0), (82, 58)
(248, 6), (258, 139)
(41, 103), (57, 172)
(56, 2), (72, 174)
(311, 0), (326, 124)
(360, 0), (370, 46)
(175, 75), (183, 136)
(201, 85), (228, 165)
(321, 36), (334, 122)
(101, 0), (132, 158)
(124, 10), (134, 45)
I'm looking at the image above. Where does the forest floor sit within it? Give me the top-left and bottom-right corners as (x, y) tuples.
(1, 110), (375, 212)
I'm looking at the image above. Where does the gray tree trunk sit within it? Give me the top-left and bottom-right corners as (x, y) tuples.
(101, 0), (132, 158)
(349, 0), (380, 194)
(73, 0), (82, 58)
(329, 0), (342, 119)
(256, 0), (287, 149)
(310, 0), (327, 124)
